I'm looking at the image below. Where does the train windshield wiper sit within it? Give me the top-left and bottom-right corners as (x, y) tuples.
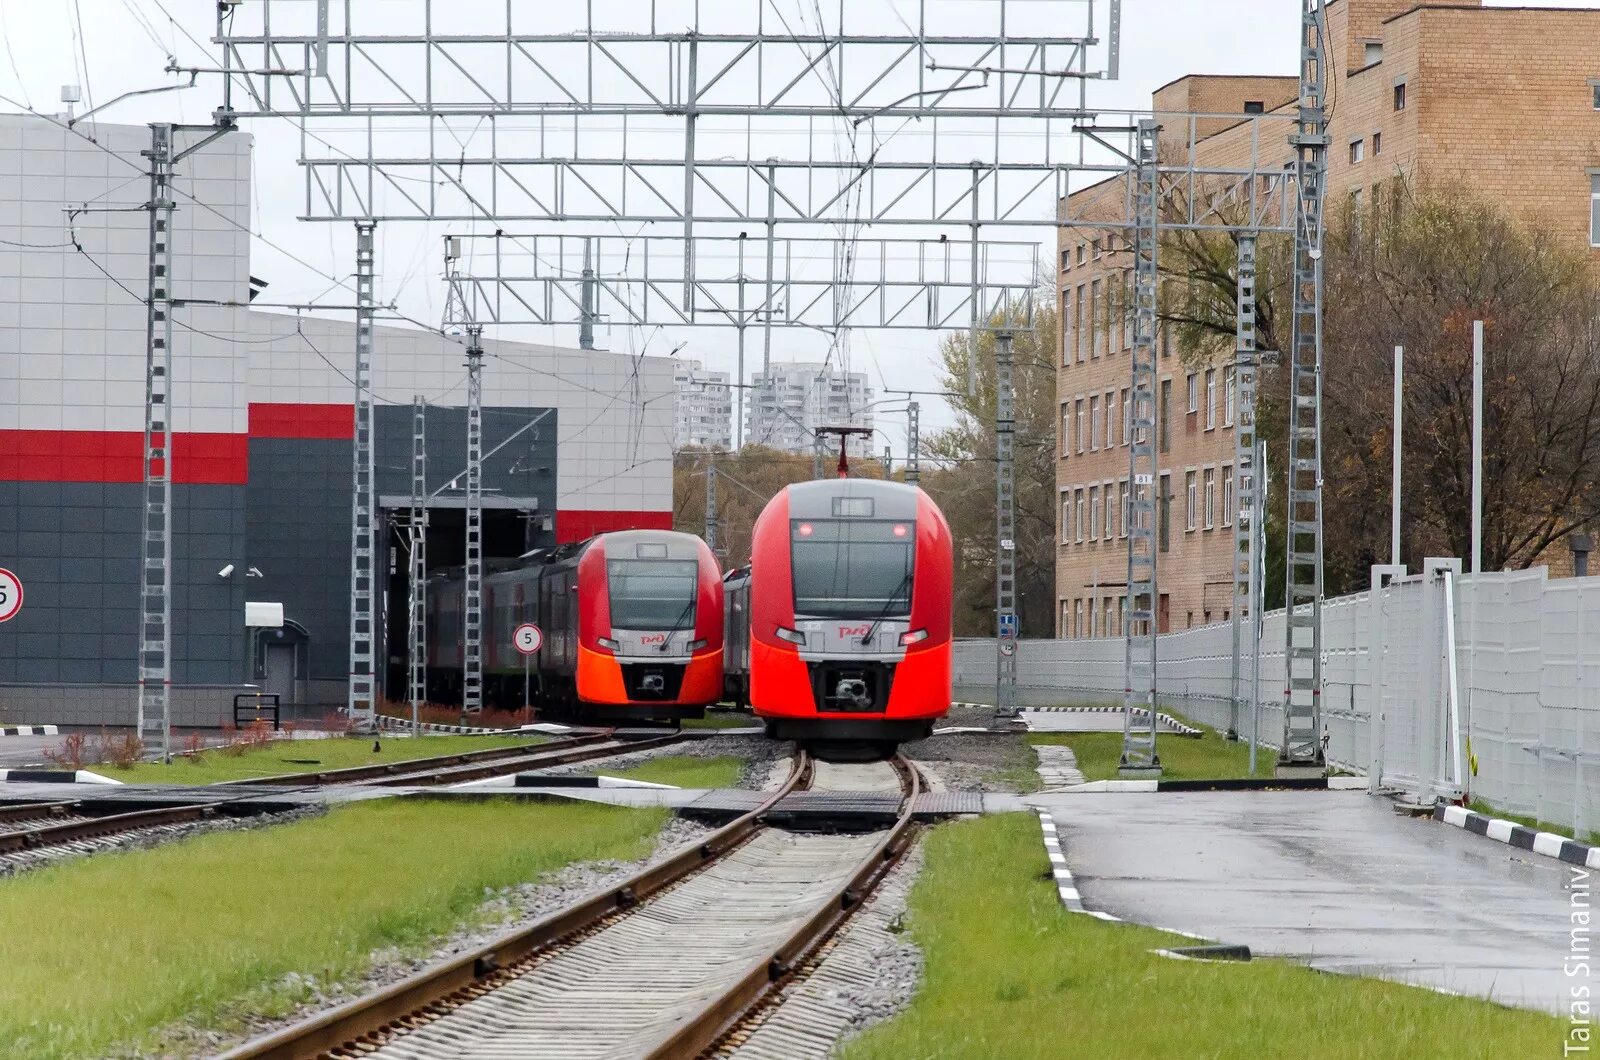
(659, 598), (696, 652)
(859, 567), (914, 647)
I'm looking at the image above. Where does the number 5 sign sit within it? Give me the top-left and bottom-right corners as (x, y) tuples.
(0, 569), (22, 623)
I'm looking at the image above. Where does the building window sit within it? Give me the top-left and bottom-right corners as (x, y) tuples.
(1090, 279), (1104, 358)
(1243, 100), (1265, 115)
(1119, 480), (1130, 537)
(1159, 380), (1172, 453)
(1062, 493), (1072, 543)
(1349, 138), (1365, 164)
(1089, 599), (1098, 639)
(1223, 366), (1236, 427)
(1075, 600), (1084, 638)
(1061, 248), (1073, 272)
(1186, 373), (1199, 413)
(1159, 473), (1172, 552)
(1203, 467), (1216, 530)
(1123, 271), (1135, 349)
(1103, 481), (1115, 539)
(1075, 488), (1085, 543)
(1076, 398), (1087, 453)
(1103, 390), (1114, 447)
(1077, 244), (1087, 266)
(1593, 82), (1600, 111)
(1061, 289), (1074, 366)
(1121, 386), (1133, 446)
(1394, 82), (1406, 111)
(1060, 600), (1071, 637)
(1088, 395), (1100, 450)
(1061, 404), (1071, 458)
(1185, 471), (1199, 531)
(1363, 41), (1383, 66)
(1591, 174), (1600, 247)
(1372, 131), (1383, 157)
(1222, 464), (1235, 527)
(1205, 369), (1217, 430)
(1089, 486), (1100, 541)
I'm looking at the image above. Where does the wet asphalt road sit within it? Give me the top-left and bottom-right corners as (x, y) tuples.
(1038, 789), (1573, 1014)
(0, 735), (61, 768)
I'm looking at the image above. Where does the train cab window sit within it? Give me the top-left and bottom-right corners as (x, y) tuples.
(791, 519), (914, 618)
(606, 559), (699, 629)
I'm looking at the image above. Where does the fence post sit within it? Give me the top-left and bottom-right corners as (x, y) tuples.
(1368, 564), (1406, 793)
(1420, 558), (1463, 804)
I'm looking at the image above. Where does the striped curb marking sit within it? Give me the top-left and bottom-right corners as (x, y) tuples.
(1435, 803), (1600, 868)
(1036, 810), (1211, 938)
(0, 768), (122, 784)
(1023, 705), (1204, 737)
(0, 725), (59, 736)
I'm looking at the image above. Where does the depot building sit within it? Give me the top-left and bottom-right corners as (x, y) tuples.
(0, 115), (672, 725)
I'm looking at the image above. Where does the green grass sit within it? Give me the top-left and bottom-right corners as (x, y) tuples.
(602, 755), (744, 788)
(0, 798), (669, 1059)
(104, 733), (541, 785)
(842, 814), (1558, 1060)
(681, 711), (759, 729)
(1467, 799), (1600, 846)
(1028, 725), (1257, 783)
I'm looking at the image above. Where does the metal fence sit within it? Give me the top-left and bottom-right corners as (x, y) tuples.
(954, 562), (1600, 834)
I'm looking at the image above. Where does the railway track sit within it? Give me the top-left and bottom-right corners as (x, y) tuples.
(221, 752), (923, 1060)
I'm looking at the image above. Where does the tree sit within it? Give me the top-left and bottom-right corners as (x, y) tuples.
(1155, 180), (1600, 586)
(917, 297), (1059, 638)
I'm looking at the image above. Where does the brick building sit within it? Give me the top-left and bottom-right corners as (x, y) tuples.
(1055, 0), (1600, 638)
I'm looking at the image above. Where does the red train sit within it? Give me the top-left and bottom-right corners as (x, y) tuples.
(725, 479), (953, 745)
(428, 529), (724, 723)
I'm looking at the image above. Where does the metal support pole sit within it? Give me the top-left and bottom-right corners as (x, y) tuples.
(463, 324), (485, 715)
(1279, 0), (1330, 776)
(994, 331), (1019, 719)
(735, 240), (747, 450)
(1472, 320), (1484, 574)
(906, 401), (921, 485)
(1228, 233), (1260, 743)
(704, 461), (719, 557)
(1250, 436), (1268, 774)
(407, 396), (428, 734)
(347, 219), (378, 731)
(579, 238), (596, 351)
(1392, 345), (1403, 568)
(812, 433), (826, 481)
(968, 163), (982, 397)
(681, 36), (699, 312)
(1120, 119), (1161, 776)
(759, 159), (777, 446)
(137, 122), (175, 761)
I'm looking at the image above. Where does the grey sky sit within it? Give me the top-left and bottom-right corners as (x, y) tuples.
(0, 1), (1586, 448)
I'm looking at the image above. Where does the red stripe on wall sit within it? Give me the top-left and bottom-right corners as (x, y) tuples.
(0, 430), (248, 485)
(555, 509), (673, 543)
(248, 403), (354, 440)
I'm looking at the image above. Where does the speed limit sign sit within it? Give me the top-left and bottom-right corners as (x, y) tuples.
(0, 569), (21, 624)
(514, 623), (543, 655)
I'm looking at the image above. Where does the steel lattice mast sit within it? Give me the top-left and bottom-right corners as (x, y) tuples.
(1228, 234), (1260, 743)
(407, 396), (429, 732)
(1280, 0), (1330, 776)
(993, 332), (1018, 718)
(462, 324), (485, 716)
(1119, 118), (1162, 774)
(347, 220), (379, 730)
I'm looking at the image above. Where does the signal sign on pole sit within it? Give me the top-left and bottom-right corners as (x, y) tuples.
(514, 623), (543, 655)
(0, 569), (22, 623)
(998, 613), (1018, 639)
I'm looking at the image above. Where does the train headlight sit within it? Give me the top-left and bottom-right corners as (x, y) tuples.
(899, 629), (929, 647)
(775, 626), (806, 645)
(597, 637), (620, 651)
(688, 638), (708, 651)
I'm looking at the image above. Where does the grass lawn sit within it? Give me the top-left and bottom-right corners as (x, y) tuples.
(843, 814), (1558, 1060)
(0, 798), (669, 1059)
(682, 711), (759, 729)
(1028, 726), (1257, 783)
(104, 733), (541, 785)
(602, 755), (744, 788)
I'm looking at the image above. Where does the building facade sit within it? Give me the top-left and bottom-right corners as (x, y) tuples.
(0, 115), (672, 724)
(1055, 0), (1600, 638)
(672, 359), (733, 451)
(746, 361), (876, 458)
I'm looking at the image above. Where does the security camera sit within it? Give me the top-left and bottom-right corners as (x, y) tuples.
(217, 564), (235, 578)
(247, 566), (264, 578)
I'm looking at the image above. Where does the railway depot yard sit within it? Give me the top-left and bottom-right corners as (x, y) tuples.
(0, 717), (1561, 1059)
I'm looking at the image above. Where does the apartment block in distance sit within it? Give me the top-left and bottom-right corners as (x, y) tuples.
(1054, 0), (1600, 639)
(672, 359), (733, 451)
(747, 362), (876, 458)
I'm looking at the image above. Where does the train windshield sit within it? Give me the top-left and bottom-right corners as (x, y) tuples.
(791, 519), (914, 619)
(607, 559), (699, 629)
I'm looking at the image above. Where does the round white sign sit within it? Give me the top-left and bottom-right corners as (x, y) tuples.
(999, 639), (1016, 657)
(514, 623), (543, 655)
(0, 568), (21, 623)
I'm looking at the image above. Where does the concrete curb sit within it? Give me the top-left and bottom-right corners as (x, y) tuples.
(0, 768), (123, 784)
(376, 715), (569, 737)
(0, 725), (59, 736)
(1024, 705), (1204, 738)
(1434, 803), (1600, 868)
(1035, 810), (1207, 936)
(1047, 775), (1368, 793)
